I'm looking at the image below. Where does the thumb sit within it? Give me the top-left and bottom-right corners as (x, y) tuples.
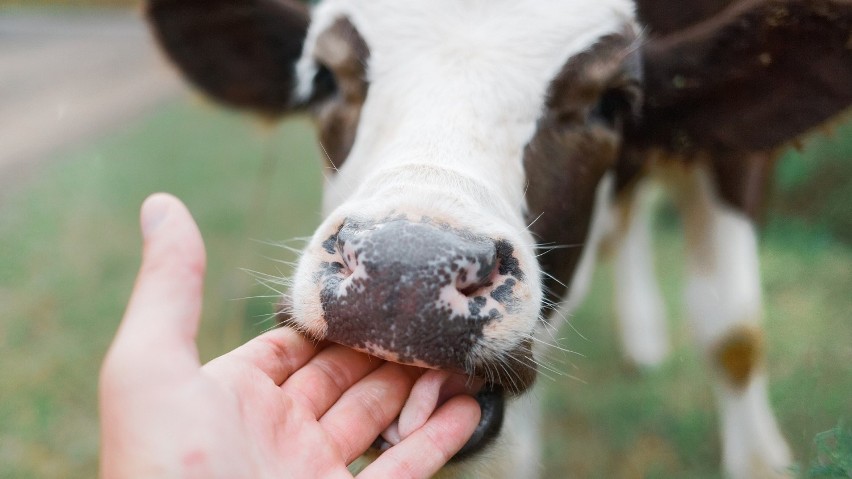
(106, 193), (207, 374)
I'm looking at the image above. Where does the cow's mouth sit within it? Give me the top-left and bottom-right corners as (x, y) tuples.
(369, 369), (505, 461)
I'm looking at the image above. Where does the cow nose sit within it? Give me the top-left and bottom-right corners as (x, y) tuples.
(319, 218), (503, 369)
(338, 219), (498, 298)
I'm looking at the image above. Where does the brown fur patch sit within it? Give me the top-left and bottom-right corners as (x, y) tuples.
(523, 27), (641, 302)
(147, 0), (310, 116)
(714, 324), (764, 388)
(710, 150), (778, 222)
(312, 17), (370, 169)
(636, 0), (735, 36)
(635, 0), (852, 153)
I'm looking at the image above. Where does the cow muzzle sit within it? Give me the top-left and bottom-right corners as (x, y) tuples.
(288, 214), (539, 391)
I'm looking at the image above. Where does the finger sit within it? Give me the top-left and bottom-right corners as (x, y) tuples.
(358, 395), (481, 479)
(106, 193), (206, 374)
(319, 363), (420, 464)
(397, 370), (471, 439)
(280, 344), (384, 417)
(204, 327), (321, 385)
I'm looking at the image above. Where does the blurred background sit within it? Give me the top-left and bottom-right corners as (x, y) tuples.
(0, 2), (849, 478)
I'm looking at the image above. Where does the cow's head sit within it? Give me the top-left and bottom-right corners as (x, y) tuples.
(147, 0), (852, 457)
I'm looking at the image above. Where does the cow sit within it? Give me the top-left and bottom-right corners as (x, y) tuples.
(145, 0), (852, 477)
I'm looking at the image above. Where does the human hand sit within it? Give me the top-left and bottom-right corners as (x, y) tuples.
(99, 193), (481, 479)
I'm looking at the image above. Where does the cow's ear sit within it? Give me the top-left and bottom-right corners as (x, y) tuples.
(635, 0), (736, 36)
(146, 0), (312, 117)
(632, 0), (852, 153)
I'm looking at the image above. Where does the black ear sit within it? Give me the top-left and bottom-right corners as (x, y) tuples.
(146, 0), (311, 116)
(630, 0), (852, 154)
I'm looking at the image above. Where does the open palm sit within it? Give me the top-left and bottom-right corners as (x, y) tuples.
(99, 193), (480, 479)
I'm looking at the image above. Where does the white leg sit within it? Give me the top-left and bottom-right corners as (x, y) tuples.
(672, 165), (791, 479)
(610, 180), (670, 367)
(501, 393), (542, 479)
(716, 375), (794, 479)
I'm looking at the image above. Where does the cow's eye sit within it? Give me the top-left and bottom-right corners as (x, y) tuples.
(310, 63), (338, 101)
(590, 80), (641, 129)
(591, 87), (631, 128)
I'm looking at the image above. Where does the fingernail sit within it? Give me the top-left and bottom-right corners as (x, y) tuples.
(141, 194), (170, 239)
(381, 420), (402, 446)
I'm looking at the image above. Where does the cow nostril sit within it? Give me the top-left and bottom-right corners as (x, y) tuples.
(458, 282), (483, 297)
(455, 254), (499, 298)
(337, 235), (359, 277)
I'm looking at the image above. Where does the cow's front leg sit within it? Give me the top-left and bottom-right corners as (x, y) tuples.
(607, 178), (670, 367)
(669, 164), (792, 479)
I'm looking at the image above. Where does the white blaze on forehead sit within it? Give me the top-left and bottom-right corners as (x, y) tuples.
(297, 0), (636, 217)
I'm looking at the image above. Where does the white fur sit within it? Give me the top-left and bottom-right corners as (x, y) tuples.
(299, 0), (635, 216)
(672, 167), (764, 347)
(717, 375), (793, 479)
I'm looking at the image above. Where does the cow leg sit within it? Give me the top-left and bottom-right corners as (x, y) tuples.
(668, 163), (791, 479)
(501, 393), (543, 479)
(609, 178), (670, 367)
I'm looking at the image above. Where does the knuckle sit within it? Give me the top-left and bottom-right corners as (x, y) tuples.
(356, 384), (390, 427)
(313, 354), (354, 394)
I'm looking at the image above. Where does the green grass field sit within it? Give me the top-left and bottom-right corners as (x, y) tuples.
(0, 100), (849, 478)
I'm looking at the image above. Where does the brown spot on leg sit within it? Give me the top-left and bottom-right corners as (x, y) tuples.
(714, 324), (764, 389)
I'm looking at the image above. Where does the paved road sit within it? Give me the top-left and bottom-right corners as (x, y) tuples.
(0, 10), (184, 176)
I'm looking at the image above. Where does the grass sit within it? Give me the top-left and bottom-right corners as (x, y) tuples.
(0, 99), (849, 478)
(803, 423), (852, 478)
(0, 102), (324, 478)
(542, 210), (852, 478)
(774, 118), (852, 243)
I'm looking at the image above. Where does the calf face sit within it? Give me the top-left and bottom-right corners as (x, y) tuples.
(148, 0), (641, 455)
(286, 1), (641, 399)
(147, 0), (852, 466)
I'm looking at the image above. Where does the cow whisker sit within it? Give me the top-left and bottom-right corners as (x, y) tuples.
(530, 336), (583, 357)
(526, 211), (545, 229)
